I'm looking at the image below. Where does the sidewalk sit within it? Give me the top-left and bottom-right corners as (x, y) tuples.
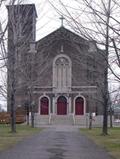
(0, 126), (113, 159)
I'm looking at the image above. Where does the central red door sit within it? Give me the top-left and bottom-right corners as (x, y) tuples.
(40, 97), (49, 115)
(57, 96), (67, 115)
(75, 97), (84, 115)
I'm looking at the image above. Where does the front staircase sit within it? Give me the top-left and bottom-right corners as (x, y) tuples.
(34, 114), (110, 127)
(50, 114), (74, 125)
(34, 114), (74, 126)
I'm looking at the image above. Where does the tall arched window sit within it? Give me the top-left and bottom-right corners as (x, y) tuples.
(53, 54), (71, 92)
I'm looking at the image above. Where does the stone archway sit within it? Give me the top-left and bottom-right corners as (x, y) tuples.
(40, 97), (49, 115)
(53, 54), (72, 92)
(57, 96), (67, 115)
(75, 97), (84, 115)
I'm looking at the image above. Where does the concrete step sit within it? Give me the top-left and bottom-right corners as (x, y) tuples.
(34, 114), (50, 127)
(34, 114), (114, 127)
(50, 115), (74, 125)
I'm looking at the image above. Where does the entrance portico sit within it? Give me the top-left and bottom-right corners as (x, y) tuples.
(38, 92), (87, 116)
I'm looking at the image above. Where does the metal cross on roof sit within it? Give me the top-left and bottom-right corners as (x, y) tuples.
(59, 15), (65, 27)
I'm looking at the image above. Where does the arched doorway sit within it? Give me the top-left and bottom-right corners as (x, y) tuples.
(75, 97), (84, 115)
(40, 97), (49, 115)
(57, 96), (67, 115)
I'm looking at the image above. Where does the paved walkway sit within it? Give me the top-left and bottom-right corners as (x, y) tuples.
(0, 126), (113, 159)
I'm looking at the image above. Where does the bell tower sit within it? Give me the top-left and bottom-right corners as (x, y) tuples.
(7, 4), (37, 48)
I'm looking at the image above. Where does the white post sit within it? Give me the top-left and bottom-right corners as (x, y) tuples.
(53, 97), (55, 114)
(69, 97), (71, 114)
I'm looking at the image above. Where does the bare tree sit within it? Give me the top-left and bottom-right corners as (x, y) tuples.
(1, 0), (55, 129)
(0, 0), (29, 132)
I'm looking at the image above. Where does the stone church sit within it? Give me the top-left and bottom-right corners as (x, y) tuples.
(7, 4), (107, 126)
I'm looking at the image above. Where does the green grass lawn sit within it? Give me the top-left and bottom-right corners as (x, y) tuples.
(0, 124), (42, 151)
(81, 127), (120, 159)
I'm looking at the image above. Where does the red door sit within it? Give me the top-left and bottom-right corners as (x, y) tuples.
(40, 97), (49, 115)
(57, 96), (67, 115)
(75, 97), (84, 115)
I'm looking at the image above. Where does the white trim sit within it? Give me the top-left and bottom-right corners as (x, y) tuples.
(34, 90), (96, 94)
(72, 86), (97, 88)
(53, 54), (72, 66)
(73, 95), (86, 115)
(38, 95), (51, 115)
(53, 97), (55, 114)
(34, 86), (53, 89)
(34, 86), (97, 89)
(68, 97), (71, 114)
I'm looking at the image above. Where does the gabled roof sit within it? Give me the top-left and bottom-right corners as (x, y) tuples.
(36, 26), (89, 47)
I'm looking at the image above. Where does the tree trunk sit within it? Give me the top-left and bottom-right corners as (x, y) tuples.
(102, 0), (111, 135)
(26, 107), (29, 125)
(31, 105), (34, 128)
(10, 46), (16, 133)
(109, 108), (113, 128)
(10, 93), (16, 133)
(89, 112), (92, 130)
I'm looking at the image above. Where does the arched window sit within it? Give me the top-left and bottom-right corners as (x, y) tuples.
(53, 54), (71, 92)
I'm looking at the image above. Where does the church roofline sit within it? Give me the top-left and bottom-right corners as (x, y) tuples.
(36, 26), (106, 54)
(36, 26), (89, 46)
(35, 26), (105, 56)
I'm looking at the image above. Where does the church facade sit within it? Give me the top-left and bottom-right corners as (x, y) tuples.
(7, 4), (107, 126)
